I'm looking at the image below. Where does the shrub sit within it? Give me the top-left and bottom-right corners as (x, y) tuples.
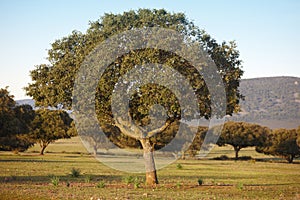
(133, 177), (141, 189)
(85, 175), (92, 183)
(238, 156), (252, 161)
(176, 163), (183, 170)
(51, 176), (60, 186)
(213, 155), (229, 160)
(96, 180), (105, 188)
(197, 178), (203, 186)
(123, 175), (135, 184)
(122, 175), (142, 188)
(236, 182), (244, 190)
(134, 181), (140, 189)
(70, 168), (81, 177)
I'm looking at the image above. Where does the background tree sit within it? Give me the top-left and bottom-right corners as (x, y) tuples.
(67, 121), (78, 138)
(256, 128), (300, 163)
(0, 88), (35, 152)
(185, 126), (208, 158)
(25, 9), (244, 185)
(76, 116), (115, 156)
(30, 109), (74, 155)
(217, 121), (270, 159)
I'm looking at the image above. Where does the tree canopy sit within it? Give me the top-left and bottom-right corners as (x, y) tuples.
(0, 88), (35, 152)
(216, 121), (270, 159)
(256, 128), (300, 163)
(25, 9), (243, 113)
(30, 109), (74, 155)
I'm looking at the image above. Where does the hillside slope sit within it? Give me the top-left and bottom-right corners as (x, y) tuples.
(231, 76), (300, 129)
(16, 77), (300, 129)
(16, 99), (35, 108)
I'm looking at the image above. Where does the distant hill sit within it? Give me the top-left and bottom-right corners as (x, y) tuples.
(16, 99), (35, 108)
(15, 77), (300, 129)
(230, 76), (300, 129)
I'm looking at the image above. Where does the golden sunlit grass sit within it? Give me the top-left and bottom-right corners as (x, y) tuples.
(0, 137), (299, 199)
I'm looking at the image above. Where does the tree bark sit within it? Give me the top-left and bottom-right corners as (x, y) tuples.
(114, 115), (170, 186)
(140, 138), (158, 186)
(234, 146), (240, 160)
(286, 155), (294, 163)
(40, 141), (49, 155)
(40, 144), (47, 155)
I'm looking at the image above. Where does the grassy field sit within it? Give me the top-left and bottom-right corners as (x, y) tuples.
(0, 137), (299, 200)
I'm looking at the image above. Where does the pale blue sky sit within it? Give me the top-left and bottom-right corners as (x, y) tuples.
(0, 0), (299, 99)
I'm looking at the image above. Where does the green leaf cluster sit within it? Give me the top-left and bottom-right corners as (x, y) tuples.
(0, 87), (35, 152)
(30, 109), (73, 155)
(257, 127), (300, 163)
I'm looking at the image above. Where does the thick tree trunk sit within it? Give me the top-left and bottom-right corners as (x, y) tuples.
(140, 138), (158, 186)
(234, 146), (240, 160)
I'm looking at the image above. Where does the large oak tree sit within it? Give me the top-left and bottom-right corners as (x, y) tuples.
(25, 9), (243, 185)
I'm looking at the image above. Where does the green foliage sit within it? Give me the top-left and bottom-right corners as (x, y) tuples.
(84, 175), (92, 183)
(50, 176), (60, 186)
(0, 88), (35, 152)
(123, 175), (135, 185)
(185, 126), (208, 157)
(67, 121), (78, 137)
(30, 109), (73, 155)
(70, 168), (81, 177)
(176, 182), (182, 188)
(25, 8), (243, 144)
(216, 121), (270, 159)
(96, 180), (106, 188)
(213, 155), (229, 160)
(25, 9), (243, 185)
(256, 128), (300, 163)
(133, 177), (141, 189)
(176, 163), (183, 170)
(188, 121), (271, 159)
(236, 182), (244, 190)
(197, 178), (203, 185)
(78, 119), (115, 155)
(122, 175), (142, 188)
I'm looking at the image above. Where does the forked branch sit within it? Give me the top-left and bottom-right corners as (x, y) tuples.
(114, 116), (142, 140)
(147, 120), (171, 138)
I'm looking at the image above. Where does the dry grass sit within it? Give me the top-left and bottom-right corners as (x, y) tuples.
(0, 137), (299, 199)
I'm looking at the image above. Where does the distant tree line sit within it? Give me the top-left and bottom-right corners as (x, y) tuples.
(0, 87), (76, 154)
(1, 87), (299, 162)
(187, 121), (300, 163)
